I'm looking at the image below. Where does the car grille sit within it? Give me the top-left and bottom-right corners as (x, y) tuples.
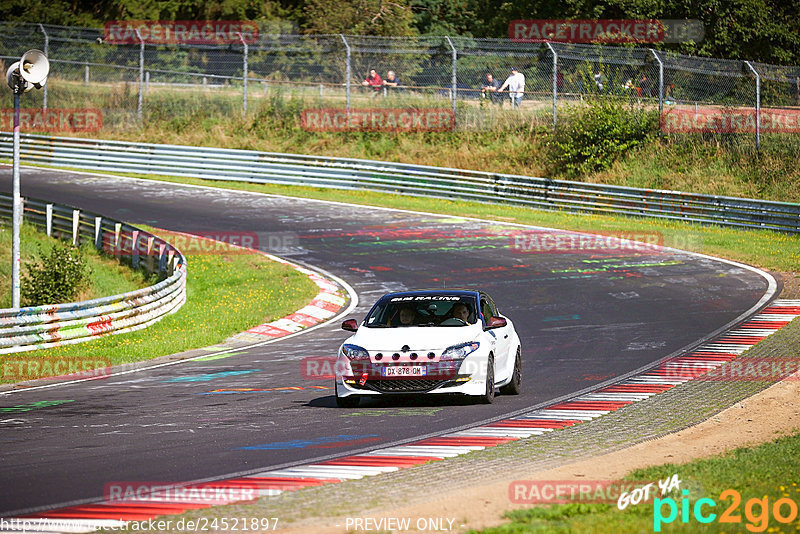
(367, 379), (447, 393)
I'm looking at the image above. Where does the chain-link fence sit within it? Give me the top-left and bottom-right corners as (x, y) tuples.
(2, 22), (799, 148)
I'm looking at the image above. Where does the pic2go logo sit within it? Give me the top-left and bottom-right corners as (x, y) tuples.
(654, 489), (799, 532)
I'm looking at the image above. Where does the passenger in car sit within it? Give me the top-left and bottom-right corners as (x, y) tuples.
(452, 303), (471, 323)
(398, 305), (417, 326)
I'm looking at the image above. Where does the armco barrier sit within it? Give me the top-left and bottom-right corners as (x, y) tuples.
(0, 193), (186, 354)
(1, 133), (798, 233)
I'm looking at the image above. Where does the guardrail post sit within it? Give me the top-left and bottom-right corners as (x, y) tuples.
(744, 61), (761, 150)
(167, 249), (175, 276)
(39, 24), (48, 112)
(340, 35), (351, 113)
(649, 49), (664, 115)
(136, 29), (144, 122)
(145, 71), (150, 93)
(159, 242), (167, 273)
(146, 236), (155, 273)
(545, 42), (558, 128)
(237, 32), (248, 116)
(114, 222), (122, 252)
(94, 216), (102, 249)
(46, 203), (53, 237)
(131, 230), (140, 268)
(84, 64), (89, 86)
(72, 209), (80, 245)
(445, 36), (457, 118)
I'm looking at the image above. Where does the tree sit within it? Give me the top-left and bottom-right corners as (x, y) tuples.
(303, 0), (416, 35)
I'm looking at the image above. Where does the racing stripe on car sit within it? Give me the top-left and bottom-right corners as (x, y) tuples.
(6, 300), (797, 532)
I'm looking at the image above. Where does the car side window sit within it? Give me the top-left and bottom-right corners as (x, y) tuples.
(480, 296), (497, 322)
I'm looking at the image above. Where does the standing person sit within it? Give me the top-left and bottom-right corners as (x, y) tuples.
(594, 68), (605, 92)
(499, 67), (525, 108)
(638, 74), (651, 98)
(361, 69), (382, 93)
(481, 73), (502, 105)
(383, 70), (401, 92)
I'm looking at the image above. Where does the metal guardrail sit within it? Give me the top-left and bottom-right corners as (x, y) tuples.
(1, 133), (798, 233)
(0, 193), (186, 354)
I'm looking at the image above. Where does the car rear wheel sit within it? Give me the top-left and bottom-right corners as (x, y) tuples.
(479, 354), (495, 404)
(500, 347), (522, 396)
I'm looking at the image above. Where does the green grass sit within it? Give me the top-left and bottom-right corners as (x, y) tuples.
(0, 225), (320, 383)
(471, 430), (800, 533)
(25, 80), (800, 203)
(0, 222), (150, 308)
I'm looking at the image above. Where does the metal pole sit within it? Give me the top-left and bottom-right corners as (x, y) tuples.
(545, 42), (557, 128)
(650, 48), (664, 114)
(340, 35), (351, 113)
(445, 36), (457, 116)
(237, 32), (248, 116)
(744, 61), (761, 150)
(11, 80), (22, 310)
(136, 29), (144, 122)
(39, 24), (48, 111)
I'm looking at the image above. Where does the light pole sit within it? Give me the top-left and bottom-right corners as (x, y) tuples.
(5, 49), (50, 310)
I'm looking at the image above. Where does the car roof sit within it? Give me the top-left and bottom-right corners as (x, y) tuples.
(378, 289), (480, 300)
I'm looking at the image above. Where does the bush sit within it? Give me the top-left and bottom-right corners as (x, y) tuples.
(547, 97), (659, 178)
(21, 242), (90, 306)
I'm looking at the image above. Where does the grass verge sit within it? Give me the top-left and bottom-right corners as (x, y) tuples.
(0, 221), (150, 308)
(472, 430), (800, 533)
(1, 226), (320, 383)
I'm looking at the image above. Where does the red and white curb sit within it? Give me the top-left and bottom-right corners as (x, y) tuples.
(3, 300), (798, 532)
(232, 263), (347, 341)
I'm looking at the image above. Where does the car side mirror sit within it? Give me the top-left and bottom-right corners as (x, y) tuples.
(341, 319), (358, 332)
(485, 316), (507, 330)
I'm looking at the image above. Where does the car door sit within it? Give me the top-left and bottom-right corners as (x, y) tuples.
(480, 294), (511, 378)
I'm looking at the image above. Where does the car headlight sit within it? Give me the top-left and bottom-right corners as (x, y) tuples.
(341, 344), (370, 361)
(440, 341), (480, 361)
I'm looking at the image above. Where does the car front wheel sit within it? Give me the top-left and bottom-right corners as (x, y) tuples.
(335, 383), (361, 408)
(479, 354), (495, 404)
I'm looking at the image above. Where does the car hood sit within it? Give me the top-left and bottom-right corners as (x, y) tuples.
(347, 325), (481, 352)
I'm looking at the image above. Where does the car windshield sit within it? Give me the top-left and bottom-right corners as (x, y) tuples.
(364, 295), (478, 327)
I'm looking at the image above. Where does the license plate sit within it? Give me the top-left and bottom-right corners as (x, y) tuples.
(382, 366), (427, 377)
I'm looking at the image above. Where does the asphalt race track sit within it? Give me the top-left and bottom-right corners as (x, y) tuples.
(0, 167), (776, 516)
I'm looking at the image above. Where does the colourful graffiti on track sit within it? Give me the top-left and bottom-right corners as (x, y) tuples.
(0, 400), (75, 413)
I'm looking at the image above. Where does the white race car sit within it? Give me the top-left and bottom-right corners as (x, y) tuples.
(334, 290), (521, 407)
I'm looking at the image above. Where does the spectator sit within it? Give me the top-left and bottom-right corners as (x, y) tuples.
(499, 67), (526, 109)
(594, 69), (606, 92)
(383, 70), (401, 91)
(362, 69), (382, 93)
(638, 74), (652, 98)
(556, 69), (564, 93)
(481, 73), (502, 105)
